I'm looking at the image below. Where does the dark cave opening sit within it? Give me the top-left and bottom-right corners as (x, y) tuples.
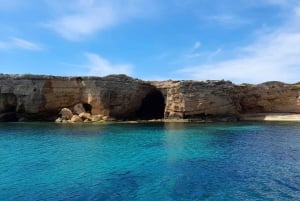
(137, 90), (165, 120)
(83, 103), (92, 113)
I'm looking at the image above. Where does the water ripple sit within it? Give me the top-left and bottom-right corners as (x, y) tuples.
(0, 122), (299, 200)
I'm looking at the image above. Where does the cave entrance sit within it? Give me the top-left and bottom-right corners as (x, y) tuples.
(137, 89), (165, 120)
(83, 103), (92, 113)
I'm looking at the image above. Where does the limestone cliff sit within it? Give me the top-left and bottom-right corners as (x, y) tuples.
(0, 74), (155, 121)
(0, 74), (300, 122)
(152, 80), (300, 121)
(151, 80), (238, 120)
(238, 81), (300, 113)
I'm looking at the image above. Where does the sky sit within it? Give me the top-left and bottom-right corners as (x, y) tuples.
(0, 0), (300, 84)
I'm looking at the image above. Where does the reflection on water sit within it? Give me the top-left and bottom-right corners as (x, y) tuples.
(0, 122), (299, 200)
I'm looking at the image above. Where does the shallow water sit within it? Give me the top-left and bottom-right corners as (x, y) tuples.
(0, 122), (299, 200)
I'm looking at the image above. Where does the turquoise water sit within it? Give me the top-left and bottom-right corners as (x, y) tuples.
(0, 122), (299, 201)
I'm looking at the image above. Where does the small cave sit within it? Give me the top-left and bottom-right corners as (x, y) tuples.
(136, 89), (165, 120)
(83, 103), (92, 113)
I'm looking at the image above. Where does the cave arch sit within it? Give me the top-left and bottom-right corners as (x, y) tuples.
(83, 103), (92, 113)
(137, 89), (165, 120)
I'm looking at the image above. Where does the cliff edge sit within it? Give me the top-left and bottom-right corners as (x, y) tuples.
(0, 74), (299, 122)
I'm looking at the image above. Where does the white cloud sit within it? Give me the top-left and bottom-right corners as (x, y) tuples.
(177, 6), (300, 84)
(193, 41), (201, 51)
(185, 42), (222, 61)
(11, 37), (43, 51)
(207, 14), (250, 26)
(46, 6), (116, 40)
(45, 0), (154, 40)
(84, 53), (133, 76)
(184, 41), (202, 58)
(0, 37), (43, 51)
(207, 48), (222, 61)
(178, 32), (300, 83)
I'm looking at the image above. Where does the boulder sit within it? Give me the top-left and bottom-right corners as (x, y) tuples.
(55, 117), (62, 123)
(102, 116), (109, 121)
(70, 115), (83, 123)
(91, 114), (103, 122)
(73, 103), (86, 115)
(79, 112), (92, 120)
(60, 108), (73, 120)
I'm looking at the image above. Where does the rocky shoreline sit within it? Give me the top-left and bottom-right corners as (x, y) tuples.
(0, 74), (300, 122)
(239, 113), (300, 122)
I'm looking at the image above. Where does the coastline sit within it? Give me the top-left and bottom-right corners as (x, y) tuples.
(1, 74), (300, 123)
(105, 113), (300, 123)
(52, 113), (300, 124)
(239, 113), (300, 122)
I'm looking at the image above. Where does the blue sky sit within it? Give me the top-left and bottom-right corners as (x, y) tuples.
(0, 0), (300, 83)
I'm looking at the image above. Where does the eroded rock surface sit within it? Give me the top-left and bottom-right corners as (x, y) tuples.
(151, 80), (238, 120)
(238, 82), (300, 113)
(0, 74), (300, 122)
(151, 80), (300, 121)
(60, 108), (73, 120)
(0, 74), (155, 121)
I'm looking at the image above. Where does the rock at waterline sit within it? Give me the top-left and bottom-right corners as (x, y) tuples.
(73, 103), (86, 115)
(60, 108), (73, 120)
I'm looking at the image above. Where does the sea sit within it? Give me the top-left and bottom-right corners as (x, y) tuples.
(0, 122), (299, 200)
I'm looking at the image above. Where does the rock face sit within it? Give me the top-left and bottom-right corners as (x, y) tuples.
(0, 74), (156, 121)
(151, 80), (300, 121)
(151, 80), (238, 120)
(0, 74), (300, 122)
(238, 82), (300, 113)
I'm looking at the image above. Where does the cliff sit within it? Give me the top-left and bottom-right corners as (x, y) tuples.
(0, 74), (156, 121)
(152, 80), (300, 121)
(0, 74), (299, 122)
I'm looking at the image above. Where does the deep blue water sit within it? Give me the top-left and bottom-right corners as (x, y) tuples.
(0, 122), (299, 201)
